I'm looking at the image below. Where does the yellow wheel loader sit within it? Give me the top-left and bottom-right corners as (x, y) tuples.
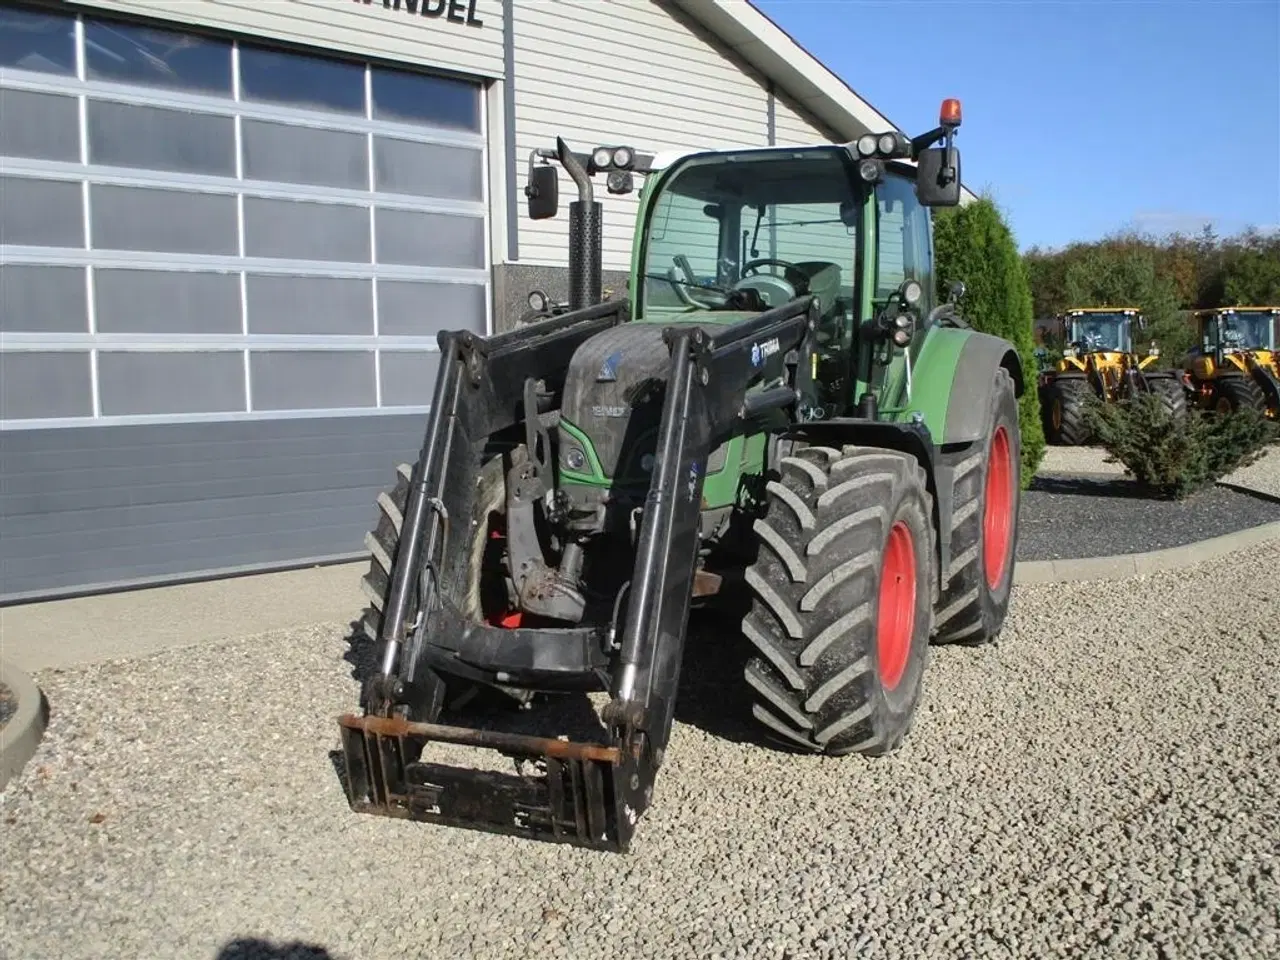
(1037, 307), (1186, 445)
(1183, 307), (1280, 419)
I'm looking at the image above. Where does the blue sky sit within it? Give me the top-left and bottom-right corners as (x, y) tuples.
(753, 0), (1280, 252)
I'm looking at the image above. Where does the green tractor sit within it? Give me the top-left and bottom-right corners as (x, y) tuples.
(338, 98), (1026, 852)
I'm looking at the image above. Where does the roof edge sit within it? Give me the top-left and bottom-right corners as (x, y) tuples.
(668, 0), (977, 203)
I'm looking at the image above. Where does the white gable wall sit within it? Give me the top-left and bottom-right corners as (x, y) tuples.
(511, 0), (772, 270)
(773, 88), (841, 146)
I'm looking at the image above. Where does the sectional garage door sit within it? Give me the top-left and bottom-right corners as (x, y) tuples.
(0, 3), (491, 601)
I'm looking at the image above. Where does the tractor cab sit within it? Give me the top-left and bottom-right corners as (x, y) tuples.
(1194, 307), (1278, 358)
(1058, 308), (1142, 360)
(1185, 307), (1280, 417)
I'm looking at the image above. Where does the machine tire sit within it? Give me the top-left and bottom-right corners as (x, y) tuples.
(932, 367), (1021, 647)
(1043, 376), (1091, 445)
(1146, 374), (1188, 420)
(1212, 375), (1268, 415)
(357, 455), (507, 718)
(741, 444), (937, 757)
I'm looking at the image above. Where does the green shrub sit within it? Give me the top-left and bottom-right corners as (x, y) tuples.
(1082, 394), (1279, 499)
(933, 195), (1046, 488)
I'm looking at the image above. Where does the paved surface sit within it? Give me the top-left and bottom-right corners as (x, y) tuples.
(1017, 476), (1280, 561)
(3, 539), (1278, 960)
(0, 561), (365, 674)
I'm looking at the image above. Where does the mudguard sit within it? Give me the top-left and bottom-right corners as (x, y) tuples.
(1251, 365), (1280, 413)
(907, 327), (1025, 446)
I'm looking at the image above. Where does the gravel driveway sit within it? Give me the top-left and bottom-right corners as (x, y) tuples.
(3, 540), (1278, 960)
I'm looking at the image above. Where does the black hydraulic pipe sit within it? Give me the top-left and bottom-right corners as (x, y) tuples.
(707, 296), (813, 353)
(741, 385), (798, 419)
(611, 331), (705, 750)
(377, 342), (463, 678)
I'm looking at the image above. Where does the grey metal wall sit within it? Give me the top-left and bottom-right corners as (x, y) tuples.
(0, 2), (489, 602)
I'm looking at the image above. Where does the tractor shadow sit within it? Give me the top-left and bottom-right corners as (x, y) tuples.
(672, 607), (780, 750)
(216, 939), (335, 960)
(335, 601), (776, 752)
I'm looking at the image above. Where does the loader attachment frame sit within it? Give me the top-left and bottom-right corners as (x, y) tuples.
(337, 295), (820, 852)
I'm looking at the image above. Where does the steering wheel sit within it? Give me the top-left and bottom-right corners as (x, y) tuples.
(741, 257), (803, 284)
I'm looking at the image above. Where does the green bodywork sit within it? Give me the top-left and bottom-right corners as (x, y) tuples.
(553, 144), (1019, 511)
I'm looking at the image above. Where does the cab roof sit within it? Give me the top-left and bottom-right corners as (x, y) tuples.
(1064, 307), (1142, 315)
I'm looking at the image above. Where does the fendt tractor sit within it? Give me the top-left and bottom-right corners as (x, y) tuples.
(1038, 307), (1186, 445)
(1183, 306), (1280, 419)
(336, 99), (1028, 853)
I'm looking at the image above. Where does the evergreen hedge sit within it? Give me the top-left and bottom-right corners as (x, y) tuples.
(932, 195), (1046, 488)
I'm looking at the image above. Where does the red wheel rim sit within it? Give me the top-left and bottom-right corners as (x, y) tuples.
(876, 520), (916, 691)
(983, 424), (1014, 589)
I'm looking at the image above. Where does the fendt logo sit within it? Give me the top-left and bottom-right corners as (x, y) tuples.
(351, 0), (484, 29)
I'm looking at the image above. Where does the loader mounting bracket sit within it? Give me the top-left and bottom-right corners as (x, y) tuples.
(337, 713), (650, 852)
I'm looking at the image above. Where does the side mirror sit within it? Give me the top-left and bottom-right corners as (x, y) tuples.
(915, 146), (962, 206)
(526, 165), (559, 220)
(948, 280), (966, 304)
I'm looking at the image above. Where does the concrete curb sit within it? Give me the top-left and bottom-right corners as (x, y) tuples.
(1013, 519), (1280, 585)
(0, 659), (49, 792)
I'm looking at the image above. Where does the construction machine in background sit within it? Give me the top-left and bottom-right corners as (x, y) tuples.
(1183, 306), (1280, 419)
(1037, 307), (1186, 445)
(336, 98), (1028, 853)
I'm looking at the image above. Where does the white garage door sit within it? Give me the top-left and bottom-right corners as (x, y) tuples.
(0, 2), (492, 600)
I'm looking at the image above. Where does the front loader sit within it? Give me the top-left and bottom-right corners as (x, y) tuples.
(336, 98), (1028, 853)
(1038, 307), (1186, 445)
(1183, 306), (1280, 419)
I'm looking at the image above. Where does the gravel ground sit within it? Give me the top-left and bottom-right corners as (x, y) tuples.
(0, 683), (15, 731)
(1017, 477), (1280, 561)
(3, 539), (1279, 960)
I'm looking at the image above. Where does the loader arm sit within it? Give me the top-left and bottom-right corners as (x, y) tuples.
(339, 297), (820, 853)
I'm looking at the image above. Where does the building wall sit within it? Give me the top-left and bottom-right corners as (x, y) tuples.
(509, 0), (772, 272)
(772, 88), (840, 146)
(60, 0), (506, 78)
(0, 0), (499, 602)
(1, 0), (879, 602)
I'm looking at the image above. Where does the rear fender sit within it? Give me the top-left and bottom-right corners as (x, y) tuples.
(907, 328), (1024, 446)
(1251, 364), (1280, 413)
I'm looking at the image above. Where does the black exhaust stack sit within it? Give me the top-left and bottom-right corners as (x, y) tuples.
(556, 138), (603, 313)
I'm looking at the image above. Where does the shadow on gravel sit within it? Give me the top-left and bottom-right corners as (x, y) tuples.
(1029, 474), (1154, 499)
(671, 609), (779, 750)
(216, 938), (336, 960)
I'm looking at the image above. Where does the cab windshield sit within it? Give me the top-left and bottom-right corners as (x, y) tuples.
(1218, 311), (1276, 350)
(1069, 314), (1132, 352)
(639, 148), (861, 321)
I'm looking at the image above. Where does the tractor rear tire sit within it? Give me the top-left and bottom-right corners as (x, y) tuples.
(741, 444), (937, 756)
(1212, 376), (1268, 415)
(932, 367), (1021, 647)
(1043, 377), (1091, 445)
(1146, 375), (1188, 420)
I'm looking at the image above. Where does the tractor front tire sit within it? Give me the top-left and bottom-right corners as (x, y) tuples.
(1043, 377), (1091, 445)
(932, 367), (1021, 647)
(358, 456), (506, 720)
(1146, 374), (1188, 420)
(1212, 376), (1268, 415)
(741, 444), (937, 756)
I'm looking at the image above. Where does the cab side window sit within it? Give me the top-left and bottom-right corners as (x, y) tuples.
(875, 173), (935, 317)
